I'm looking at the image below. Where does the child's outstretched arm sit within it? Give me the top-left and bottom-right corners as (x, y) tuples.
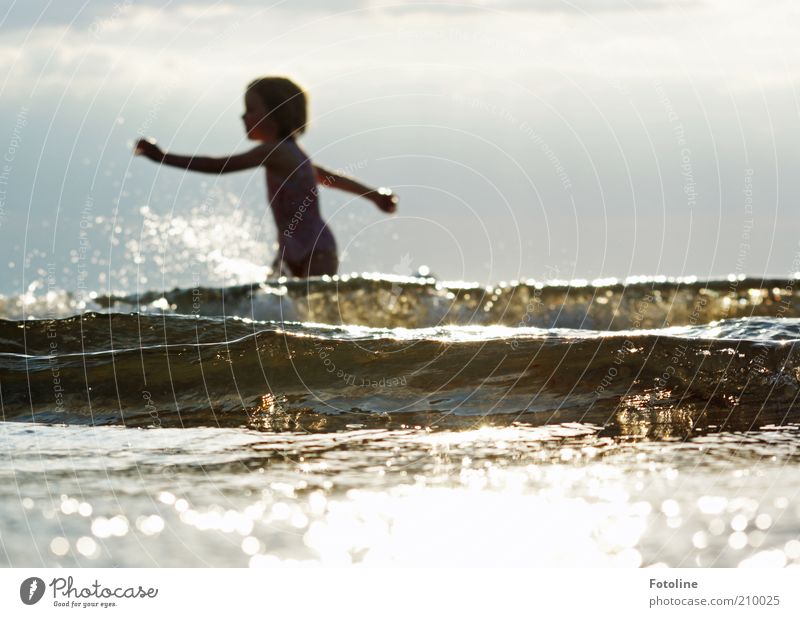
(135, 138), (283, 174)
(314, 165), (397, 213)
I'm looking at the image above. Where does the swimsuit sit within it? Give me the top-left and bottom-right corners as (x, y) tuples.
(267, 139), (337, 277)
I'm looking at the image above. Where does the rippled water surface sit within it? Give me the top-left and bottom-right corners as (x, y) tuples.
(2, 275), (800, 567)
(3, 422), (799, 567)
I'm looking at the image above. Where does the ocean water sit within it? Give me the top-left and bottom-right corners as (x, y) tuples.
(1, 274), (800, 567)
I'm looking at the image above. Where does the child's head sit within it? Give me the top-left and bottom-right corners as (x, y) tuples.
(243, 76), (307, 141)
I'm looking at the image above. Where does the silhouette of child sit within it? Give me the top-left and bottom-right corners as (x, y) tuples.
(135, 76), (397, 277)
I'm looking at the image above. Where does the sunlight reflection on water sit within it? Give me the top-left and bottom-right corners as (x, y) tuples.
(2, 422), (799, 567)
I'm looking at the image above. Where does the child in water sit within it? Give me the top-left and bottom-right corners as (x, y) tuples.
(134, 76), (397, 277)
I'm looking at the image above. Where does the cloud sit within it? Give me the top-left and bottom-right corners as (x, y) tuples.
(2, 0), (798, 102)
(0, 0), (115, 30)
(0, 0), (356, 32)
(369, 0), (695, 16)
(0, 0), (695, 34)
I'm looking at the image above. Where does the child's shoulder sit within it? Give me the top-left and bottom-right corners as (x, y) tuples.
(250, 139), (308, 173)
(284, 138), (311, 162)
(256, 141), (318, 184)
(265, 139), (309, 161)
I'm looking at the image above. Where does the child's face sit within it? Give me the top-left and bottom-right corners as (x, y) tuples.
(242, 90), (277, 141)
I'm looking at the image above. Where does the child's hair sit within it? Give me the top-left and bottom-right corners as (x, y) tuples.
(247, 76), (307, 139)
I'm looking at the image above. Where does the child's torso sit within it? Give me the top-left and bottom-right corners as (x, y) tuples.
(266, 140), (336, 264)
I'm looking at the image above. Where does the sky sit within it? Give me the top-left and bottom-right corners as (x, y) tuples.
(1, 0), (800, 297)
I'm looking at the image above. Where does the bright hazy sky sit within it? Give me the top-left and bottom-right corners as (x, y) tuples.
(2, 0), (800, 294)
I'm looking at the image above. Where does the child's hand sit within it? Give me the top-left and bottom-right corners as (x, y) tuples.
(134, 138), (164, 162)
(370, 187), (397, 214)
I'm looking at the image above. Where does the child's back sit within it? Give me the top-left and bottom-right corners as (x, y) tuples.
(267, 138), (337, 276)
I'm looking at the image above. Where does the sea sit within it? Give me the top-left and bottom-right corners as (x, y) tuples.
(1, 274), (799, 567)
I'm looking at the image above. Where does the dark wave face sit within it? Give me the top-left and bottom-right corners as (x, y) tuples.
(2, 275), (800, 433)
(3, 274), (800, 569)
